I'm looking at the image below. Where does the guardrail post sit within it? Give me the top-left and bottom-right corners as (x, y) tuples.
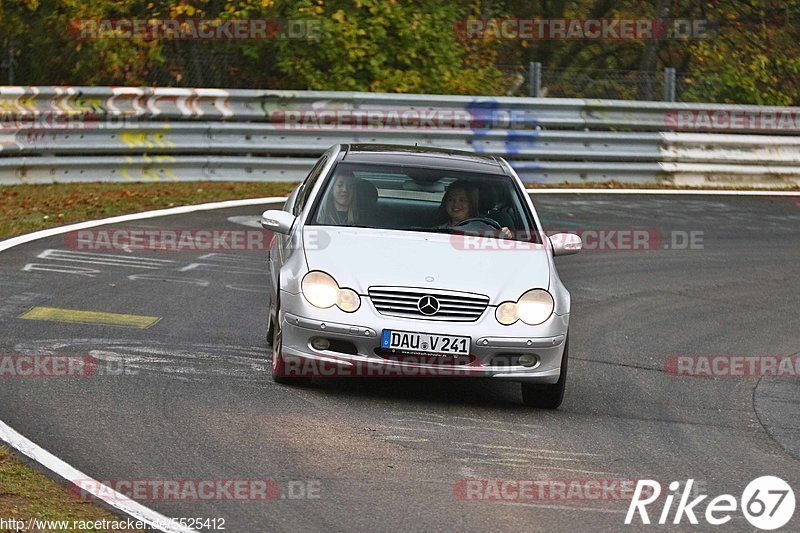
(529, 62), (542, 98)
(663, 67), (676, 102)
(8, 42), (13, 85)
(1, 39), (12, 85)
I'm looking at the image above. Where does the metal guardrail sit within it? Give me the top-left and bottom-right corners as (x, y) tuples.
(1, 86), (799, 187)
(4, 86), (800, 131)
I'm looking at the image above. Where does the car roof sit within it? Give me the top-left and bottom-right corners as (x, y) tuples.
(340, 144), (507, 175)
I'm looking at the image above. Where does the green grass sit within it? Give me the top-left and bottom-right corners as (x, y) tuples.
(0, 446), (148, 532)
(0, 181), (301, 530)
(0, 181), (297, 240)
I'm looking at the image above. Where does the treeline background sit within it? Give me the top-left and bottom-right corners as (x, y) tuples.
(1, 0), (798, 104)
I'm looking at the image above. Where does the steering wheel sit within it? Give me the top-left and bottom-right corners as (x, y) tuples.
(454, 217), (503, 230)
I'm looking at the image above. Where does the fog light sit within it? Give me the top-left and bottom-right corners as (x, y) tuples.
(311, 338), (330, 351)
(518, 354), (538, 367)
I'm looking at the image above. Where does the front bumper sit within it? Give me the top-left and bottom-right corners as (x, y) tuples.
(278, 290), (569, 383)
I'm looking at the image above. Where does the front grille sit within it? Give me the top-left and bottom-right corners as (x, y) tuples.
(368, 286), (489, 322)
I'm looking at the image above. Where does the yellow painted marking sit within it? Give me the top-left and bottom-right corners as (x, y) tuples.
(142, 167), (160, 182)
(20, 97), (37, 112)
(121, 156), (135, 181)
(76, 97), (103, 113)
(19, 306), (161, 329)
(164, 168), (179, 181)
(153, 132), (173, 148)
(122, 131), (149, 148)
(121, 132), (134, 148)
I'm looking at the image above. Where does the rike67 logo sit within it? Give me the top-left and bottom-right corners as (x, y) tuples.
(625, 477), (795, 530)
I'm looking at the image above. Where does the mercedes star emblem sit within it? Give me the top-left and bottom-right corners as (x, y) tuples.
(417, 295), (440, 316)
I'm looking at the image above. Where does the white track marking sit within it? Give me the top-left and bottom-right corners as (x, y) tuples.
(459, 466), (477, 478)
(388, 418), (534, 437)
(0, 197), (287, 255)
(467, 443), (602, 456)
(498, 501), (629, 514)
(128, 274), (210, 286)
(383, 436), (430, 443)
(178, 262), (263, 274)
(197, 252), (265, 266)
(0, 196), (285, 532)
(23, 263), (100, 276)
(197, 252), (259, 261)
(37, 249), (174, 269)
(456, 460), (623, 476)
(527, 188), (800, 196)
(0, 420), (196, 533)
(225, 284), (269, 293)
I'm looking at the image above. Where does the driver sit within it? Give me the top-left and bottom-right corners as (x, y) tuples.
(435, 180), (512, 237)
(436, 180), (479, 227)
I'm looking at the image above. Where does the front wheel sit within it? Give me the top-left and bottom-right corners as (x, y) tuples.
(265, 294), (275, 346)
(521, 335), (568, 409)
(271, 300), (310, 385)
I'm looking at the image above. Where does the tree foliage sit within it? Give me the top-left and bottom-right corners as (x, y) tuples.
(683, 1), (800, 105)
(0, 0), (797, 104)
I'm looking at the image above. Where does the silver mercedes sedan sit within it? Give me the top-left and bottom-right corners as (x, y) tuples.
(261, 144), (581, 408)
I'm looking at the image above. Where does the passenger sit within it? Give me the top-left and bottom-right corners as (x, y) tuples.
(317, 173), (360, 225)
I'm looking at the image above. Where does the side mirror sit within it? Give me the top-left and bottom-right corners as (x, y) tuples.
(260, 210), (296, 235)
(549, 233), (582, 256)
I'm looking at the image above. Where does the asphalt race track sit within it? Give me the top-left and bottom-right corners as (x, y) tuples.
(0, 194), (798, 532)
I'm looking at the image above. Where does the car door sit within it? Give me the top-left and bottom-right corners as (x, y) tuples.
(269, 151), (330, 294)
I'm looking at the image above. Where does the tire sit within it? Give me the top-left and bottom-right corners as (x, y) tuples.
(265, 294), (275, 346)
(271, 298), (310, 385)
(521, 334), (568, 409)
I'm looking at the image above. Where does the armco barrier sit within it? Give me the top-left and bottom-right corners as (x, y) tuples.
(1, 86), (799, 187)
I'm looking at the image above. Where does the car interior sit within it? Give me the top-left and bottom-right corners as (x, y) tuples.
(310, 163), (537, 242)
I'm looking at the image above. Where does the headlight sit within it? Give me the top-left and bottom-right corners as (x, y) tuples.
(301, 271), (338, 308)
(495, 289), (554, 326)
(301, 271), (361, 312)
(516, 289), (554, 325)
(336, 288), (361, 313)
(495, 301), (518, 325)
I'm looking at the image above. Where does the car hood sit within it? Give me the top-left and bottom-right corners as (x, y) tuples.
(303, 227), (550, 303)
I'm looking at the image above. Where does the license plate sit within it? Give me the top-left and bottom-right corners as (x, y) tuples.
(381, 329), (470, 355)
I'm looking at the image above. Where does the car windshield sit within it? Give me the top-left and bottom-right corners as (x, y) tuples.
(307, 162), (541, 243)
